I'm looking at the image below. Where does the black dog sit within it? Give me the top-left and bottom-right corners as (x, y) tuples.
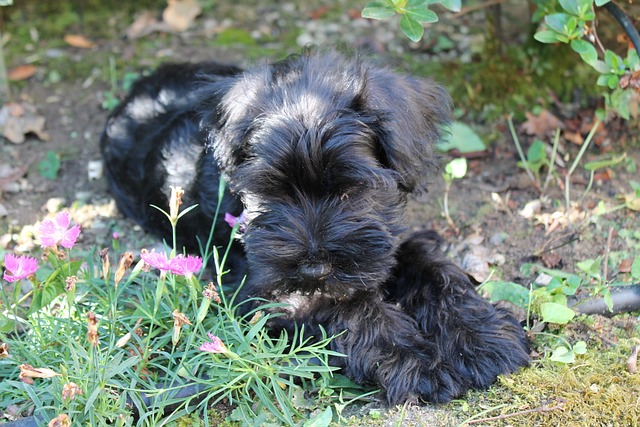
(101, 52), (529, 405)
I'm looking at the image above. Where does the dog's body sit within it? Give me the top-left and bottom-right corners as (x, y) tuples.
(101, 52), (529, 404)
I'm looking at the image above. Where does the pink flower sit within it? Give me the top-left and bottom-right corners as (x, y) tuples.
(3, 254), (38, 282)
(140, 251), (203, 277)
(140, 250), (172, 272)
(169, 255), (202, 278)
(224, 210), (247, 231)
(199, 333), (227, 354)
(37, 211), (81, 249)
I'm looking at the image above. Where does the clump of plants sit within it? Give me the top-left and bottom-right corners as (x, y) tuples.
(0, 186), (365, 426)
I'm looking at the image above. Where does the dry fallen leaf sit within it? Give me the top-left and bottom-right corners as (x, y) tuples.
(521, 109), (564, 136)
(563, 130), (584, 146)
(127, 10), (172, 39)
(163, 0), (202, 32)
(618, 258), (633, 274)
(0, 101), (50, 144)
(7, 64), (37, 81)
(64, 34), (95, 49)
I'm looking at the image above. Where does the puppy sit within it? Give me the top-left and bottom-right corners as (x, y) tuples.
(101, 51), (529, 405)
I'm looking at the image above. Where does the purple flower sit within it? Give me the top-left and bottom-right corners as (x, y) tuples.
(199, 333), (227, 354)
(37, 211), (81, 249)
(3, 254), (38, 282)
(112, 232), (120, 240)
(169, 255), (202, 278)
(140, 250), (172, 272)
(224, 210), (247, 230)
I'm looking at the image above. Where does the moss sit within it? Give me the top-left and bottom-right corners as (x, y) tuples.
(455, 338), (640, 426)
(405, 42), (600, 122)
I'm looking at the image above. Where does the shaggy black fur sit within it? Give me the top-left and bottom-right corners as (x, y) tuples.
(101, 52), (529, 405)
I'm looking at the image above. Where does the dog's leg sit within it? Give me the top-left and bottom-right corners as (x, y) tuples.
(282, 291), (470, 405)
(386, 231), (530, 395)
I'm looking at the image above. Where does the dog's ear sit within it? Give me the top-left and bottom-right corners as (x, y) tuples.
(199, 74), (259, 180)
(360, 66), (452, 193)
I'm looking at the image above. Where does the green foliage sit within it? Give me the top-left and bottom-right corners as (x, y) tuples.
(361, 0), (460, 42)
(37, 150), (61, 180)
(549, 339), (587, 363)
(0, 191), (367, 426)
(437, 122), (486, 153)
(481, 252), (640, 365)
(533, 0), (640, 118)
(517, 139), (548, 182)
(362, 0), (640, 120)
(443, 157), (467, 182)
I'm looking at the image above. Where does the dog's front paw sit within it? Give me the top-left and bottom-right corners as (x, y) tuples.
(377, 339), (487, 405)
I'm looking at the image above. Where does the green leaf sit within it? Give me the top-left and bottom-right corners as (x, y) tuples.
(576, 257), (601, 277)
(559, 0), (580, 16)
(570, 39), (598, 66)
(405, 6), (438, 23)
(304, 407), (333, 427)
(540, 302), (576, 324)
(534, 30), (563, 44)
(631, 256), (640, 280)
(593, 59), (611, 73)
(28, 261), (83, 314)
(399, 14), (424, 42)
(361, 2), (396, 19)
(550, 345), (575, 363)
(625, 48), (640, 68)
(437, 121), (486, 153)
(480, 281), (530, 308)
(121, 72), (141, 92)
(595, 0), (610, 5)
(432, 0), (461, 12)
(527, 139), (547, 164)
(544, 13), (573, 35)
(605, 49), (623, 70)
(444, 158), (467, 179)
(573, 340), (588, 354)
(101, 91), (120, 111)
(596, 74), (611, 87)
(562, 277), (581, 296)
(37, 150), (61, 180)
(584, 153), (626, 171)
(0, 312), (16, 333)
(577, 0), (594, 17)
(607, 74), (619, 89)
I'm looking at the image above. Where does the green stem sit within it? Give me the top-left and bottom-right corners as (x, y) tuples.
(508, 115), (535, 183)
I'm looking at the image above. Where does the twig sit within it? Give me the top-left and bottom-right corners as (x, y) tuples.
(534, 230), (580, 256)
(463, 399), (566, 425)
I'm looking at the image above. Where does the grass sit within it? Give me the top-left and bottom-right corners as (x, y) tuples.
(0, 196), (367, 426)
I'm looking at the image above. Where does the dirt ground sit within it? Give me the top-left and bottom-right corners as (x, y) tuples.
(1, 1), (640, 425)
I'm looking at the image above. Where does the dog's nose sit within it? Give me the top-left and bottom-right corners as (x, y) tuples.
(298, 262), (332, 281)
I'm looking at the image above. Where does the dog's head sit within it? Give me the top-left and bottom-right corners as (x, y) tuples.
(204, 53), (452, 296)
